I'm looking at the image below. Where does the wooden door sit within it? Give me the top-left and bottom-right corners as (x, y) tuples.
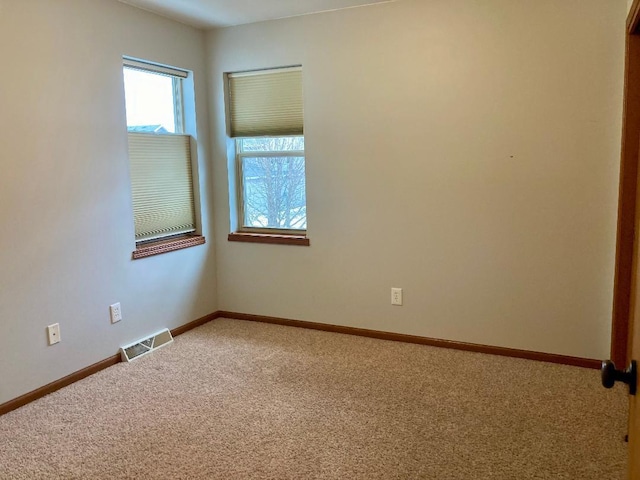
(617, 3), (640, 478)
(630, 313), (639, 479)
(614, 3), (640, 479)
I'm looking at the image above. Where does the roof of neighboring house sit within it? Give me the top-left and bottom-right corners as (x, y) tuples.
(127, 125), (170, 134)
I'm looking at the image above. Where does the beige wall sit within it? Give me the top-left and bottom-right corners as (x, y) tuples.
(0, 0), (217, 404)
(207, 0), (626, 359)
(0, 0), (626, 406)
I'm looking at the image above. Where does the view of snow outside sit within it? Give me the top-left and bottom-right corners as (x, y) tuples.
(240, 137), (306, 230)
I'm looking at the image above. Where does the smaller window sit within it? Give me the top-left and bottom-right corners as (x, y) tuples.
(123, 58), (198, 246)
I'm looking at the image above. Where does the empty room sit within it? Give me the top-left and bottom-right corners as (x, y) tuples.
(1, 0), (639, 478)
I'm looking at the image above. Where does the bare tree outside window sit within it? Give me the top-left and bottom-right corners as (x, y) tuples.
(239, 136), (306, 230)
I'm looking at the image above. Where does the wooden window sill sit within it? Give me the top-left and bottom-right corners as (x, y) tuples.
(228, 232), (310, 246)
(132, 235), (206, 259)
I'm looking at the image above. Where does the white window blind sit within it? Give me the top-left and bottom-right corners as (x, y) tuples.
(228, 67), (303, 137)
(128, 133), (196, 242)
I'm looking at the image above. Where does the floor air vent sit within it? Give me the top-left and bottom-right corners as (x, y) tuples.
(120, 328), (174, 362)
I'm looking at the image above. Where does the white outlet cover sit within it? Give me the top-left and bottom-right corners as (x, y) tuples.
(110, 303), (122, 323)
(391, 288), (403, 306)
(47, 323), (61, 345)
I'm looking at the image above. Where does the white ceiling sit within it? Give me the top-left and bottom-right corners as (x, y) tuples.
(119, 0), (394, 29)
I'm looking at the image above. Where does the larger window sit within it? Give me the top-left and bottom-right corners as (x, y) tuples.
(227, 67), (307, 237)
(123, 58), (203, 257)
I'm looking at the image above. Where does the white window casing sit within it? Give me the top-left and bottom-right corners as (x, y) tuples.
(123, 57), (198, 244)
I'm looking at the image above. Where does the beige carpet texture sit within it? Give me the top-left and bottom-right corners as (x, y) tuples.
(0, 318), (629, 479)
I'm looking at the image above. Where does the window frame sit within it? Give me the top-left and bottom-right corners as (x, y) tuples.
(171, 77), (185, 135)
(123, 60), (186, 135)
(122, 57), (204, 258)
(225, 65), (307, 241)
(235, 135), (306, 235)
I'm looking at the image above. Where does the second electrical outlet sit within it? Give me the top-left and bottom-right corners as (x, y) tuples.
(391, 288), (403, 306)
(110, 303), (122, 323)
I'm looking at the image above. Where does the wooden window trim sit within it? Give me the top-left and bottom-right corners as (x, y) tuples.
(132, 234), (205, 259)
(228, 232), (309, 246)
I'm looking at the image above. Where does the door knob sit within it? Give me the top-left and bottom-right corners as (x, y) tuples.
(601, 360), (637, 395)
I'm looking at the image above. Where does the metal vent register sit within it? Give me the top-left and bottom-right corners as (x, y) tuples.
(120, 329), (174, 362)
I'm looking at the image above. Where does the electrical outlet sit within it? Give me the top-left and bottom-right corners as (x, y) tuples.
(47, 323), (61, 345)
(391, 288), (403, 306)
(110, 303), (122, 324)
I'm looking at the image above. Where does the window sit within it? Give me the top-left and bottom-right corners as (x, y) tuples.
(237, 136), (306, 230)
(123, 61), (184, 134)
(123, 58), (204, 258)
(227, 67), (308, 241)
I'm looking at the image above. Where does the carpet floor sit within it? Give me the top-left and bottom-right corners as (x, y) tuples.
(0, 318), (629, 479)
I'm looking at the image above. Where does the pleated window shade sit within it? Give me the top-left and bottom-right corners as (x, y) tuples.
(128, 133), (196, 242)
(228, 67), (303, 137)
